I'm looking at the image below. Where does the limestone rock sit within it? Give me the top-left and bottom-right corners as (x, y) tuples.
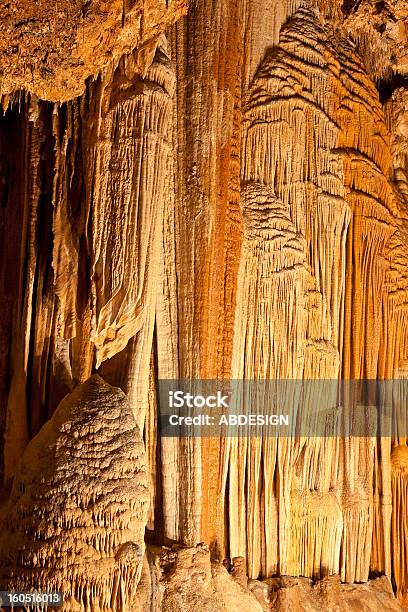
(135, 548), (404, 611)
(1, 0), (408, 610)
(136, 545), (264, 612)
(0, 375), (149, 611)
(267, 575), (405, 611)
(0, 0), (187, 101)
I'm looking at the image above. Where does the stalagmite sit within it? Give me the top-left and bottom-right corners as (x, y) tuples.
(0, 375), (149, 611)
(391, 444), (408, 607)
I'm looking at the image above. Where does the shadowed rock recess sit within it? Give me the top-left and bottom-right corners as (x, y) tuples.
(1, 0), (408, 610)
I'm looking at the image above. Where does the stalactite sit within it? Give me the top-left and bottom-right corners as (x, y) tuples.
(166, 0), (245, 550)
(228, 6), (350, 579)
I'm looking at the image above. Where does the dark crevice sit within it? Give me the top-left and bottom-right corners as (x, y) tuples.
(374, 1), (386, 14)
(342, 0), (363, 15)
(377, 73), (408, 104)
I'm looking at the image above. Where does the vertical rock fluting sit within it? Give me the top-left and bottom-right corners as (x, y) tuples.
(1, 97), (58, 484)
(83, 38), (175, 427)
(1, 0), (408, 609)
(230, 6), (350, 579)
(164, 0), (408, 604)
(391, 445), (408, 607)
(1, 37), (175, 483)
(162, 0), (245, 549)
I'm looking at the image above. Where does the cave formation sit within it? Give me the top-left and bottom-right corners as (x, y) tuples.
(1, 0), (408, 610)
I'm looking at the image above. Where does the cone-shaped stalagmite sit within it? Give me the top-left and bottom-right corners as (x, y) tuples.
(0, 375), (149, 611)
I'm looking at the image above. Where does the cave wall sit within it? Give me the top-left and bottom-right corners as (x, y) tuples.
(1, 0), (408, 609)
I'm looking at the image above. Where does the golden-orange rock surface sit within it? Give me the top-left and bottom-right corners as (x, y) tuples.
(0, 0), (187, 101)
(0, 0), (408, 610)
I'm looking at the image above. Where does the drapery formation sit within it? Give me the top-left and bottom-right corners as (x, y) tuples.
(1, 0), (408, 608)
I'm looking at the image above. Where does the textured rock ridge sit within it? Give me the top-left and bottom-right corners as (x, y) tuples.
(0, 0), (187, 101)
(227, 4), (394, 583)
(0, 375), (149, 611)
(1, 36), (175, 484)
(134, 545), (405, 611)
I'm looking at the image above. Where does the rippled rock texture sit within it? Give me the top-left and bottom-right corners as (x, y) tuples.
(0, 0), (187, 101)
(0, 375), (149, 610)
(1, 0), (408, 610)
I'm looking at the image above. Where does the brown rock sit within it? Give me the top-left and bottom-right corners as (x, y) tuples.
(0, 0), (187, 101)
(137, 545), (263, 612)
(268, 575), (404, 611)
(1, 0), (408, 610)
(0, 375), (149, 610)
